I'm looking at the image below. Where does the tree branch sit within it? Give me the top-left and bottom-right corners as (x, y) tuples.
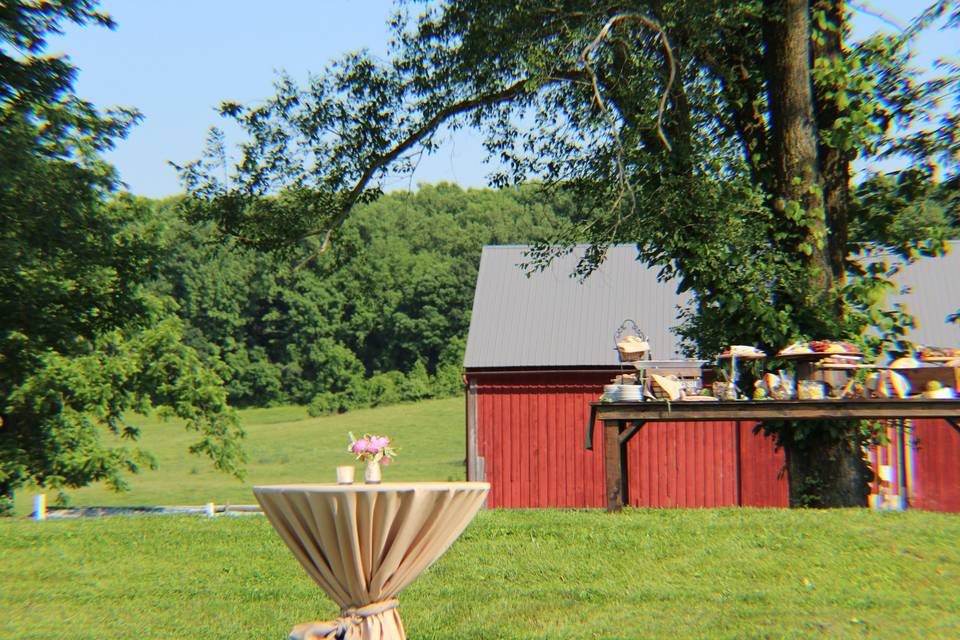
(293, 78), (534, 270)
(849, 1), (906, 32)
(579, 12), (677, 153)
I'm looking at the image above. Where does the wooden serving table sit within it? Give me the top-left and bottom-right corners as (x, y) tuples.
(254, 482), (489, 639)
(586, 399), (960, 512)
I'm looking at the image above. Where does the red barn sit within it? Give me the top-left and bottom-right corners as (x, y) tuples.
(463, 244), (960, 511)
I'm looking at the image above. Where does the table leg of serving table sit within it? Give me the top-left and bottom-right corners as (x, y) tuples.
(604, 420), (628, 512)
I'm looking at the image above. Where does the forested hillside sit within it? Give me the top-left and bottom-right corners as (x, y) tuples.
(134, 184), (573, 412)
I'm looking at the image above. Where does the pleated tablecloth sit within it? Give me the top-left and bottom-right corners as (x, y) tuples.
(253, 482), (490, 640)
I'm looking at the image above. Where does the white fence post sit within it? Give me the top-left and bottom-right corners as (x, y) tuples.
(33, 494), (46, 521)
(205, 502), (216, 517)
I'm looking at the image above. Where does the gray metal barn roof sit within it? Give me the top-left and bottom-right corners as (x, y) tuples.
(883, 242), (960, 349)
(464, 245), (690, 368)
(464, 243), (960, 370)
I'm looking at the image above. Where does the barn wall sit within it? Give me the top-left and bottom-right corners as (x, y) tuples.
(625, 421), (739, 507)
(738, 422), (791, 507)
(474, 372), (607, 508)
(862, 419), (960, 512)
(469, 370), (789, 509)
(908, 419), (960, 512)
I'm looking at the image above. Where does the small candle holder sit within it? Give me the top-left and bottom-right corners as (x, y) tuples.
(336, 466), (355, 484)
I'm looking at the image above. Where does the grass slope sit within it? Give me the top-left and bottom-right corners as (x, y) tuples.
(14, 398), (465, 516)
(1, 509), (958, 639)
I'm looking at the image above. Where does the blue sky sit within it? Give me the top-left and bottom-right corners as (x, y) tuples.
(51, 1), (954, 198)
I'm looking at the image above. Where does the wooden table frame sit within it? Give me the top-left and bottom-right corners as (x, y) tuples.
(585, 399), (960, 512)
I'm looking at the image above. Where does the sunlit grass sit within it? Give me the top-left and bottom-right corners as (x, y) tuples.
(14, 397), (465, 516)
(1, 509), (958, 638)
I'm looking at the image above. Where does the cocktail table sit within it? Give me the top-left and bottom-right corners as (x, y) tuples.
(253, 482), (490, 640)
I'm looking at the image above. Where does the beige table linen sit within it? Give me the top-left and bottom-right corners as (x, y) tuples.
(254, 482), (489, 640)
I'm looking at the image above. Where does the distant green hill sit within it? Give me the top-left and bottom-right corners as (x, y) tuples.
(14, 397), (464, 516)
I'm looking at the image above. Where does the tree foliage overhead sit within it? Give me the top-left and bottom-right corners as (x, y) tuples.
(182, 0), (957, 350)
(182, 0), (959, 507)
(0, 1), (244, 514)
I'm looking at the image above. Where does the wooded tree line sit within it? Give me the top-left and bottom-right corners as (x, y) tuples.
(0, 1), (248, 513)
(135, 184), (573, 413)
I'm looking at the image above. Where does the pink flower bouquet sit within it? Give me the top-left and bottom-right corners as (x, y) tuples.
(347, 432), (398, 464)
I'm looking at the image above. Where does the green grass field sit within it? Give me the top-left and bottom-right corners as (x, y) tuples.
(3, 398), (960, 637)
(12, 398), (466, 516)
(2, 509), (959, 639)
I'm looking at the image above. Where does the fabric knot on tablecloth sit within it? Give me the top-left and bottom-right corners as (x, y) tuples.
(289, 599), (400, 640)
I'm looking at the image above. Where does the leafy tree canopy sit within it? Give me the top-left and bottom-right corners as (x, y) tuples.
(181, 0), (959, 507)
(0, 1), (244, 514)
(144, 183), (569, 411)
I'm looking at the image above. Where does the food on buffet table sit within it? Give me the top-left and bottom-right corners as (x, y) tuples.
(809, 340), (860, 354)
(712, 381), (741, 400)
(778, 340), (862, 358)
(753, 371), (795, 399)
(834, 379), (866, 399)
(866, 370), (911, 399)
(720, 345), (766, 358)
(778, 341), (814, 355)
(820, 354), (866, 366)
(922, 381), (956, 399)
(650, 374), (683, 401)
(919, 346), (960, 361)
(616, 335), (650, 361)
(891, 371), (911, 398)
(798, 380), (826, 400)
(888, 356), (922, 369)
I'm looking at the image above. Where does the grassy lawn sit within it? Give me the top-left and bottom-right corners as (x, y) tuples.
(12, 397), (466, 517)
(1, 508), (958, 639)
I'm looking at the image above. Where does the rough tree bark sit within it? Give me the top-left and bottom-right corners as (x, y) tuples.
(763, 0), (832, 296)
(811, 0), (851, 291)
(762, 0), (868, 507)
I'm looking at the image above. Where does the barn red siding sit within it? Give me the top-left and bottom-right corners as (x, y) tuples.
(475, 373), (607, 508)
(625, 421), (741, 507)
(738, 422), (791, 507)
(471, 371), (788, 509)
(910, 419), (960, 512)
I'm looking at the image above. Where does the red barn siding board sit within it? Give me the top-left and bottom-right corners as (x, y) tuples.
(738, 422), (789, 508)
(545, 393), (556, 506)
(911, 419), (960, 512)
(517, 391), (527, 507)
(536, 388), (547, 507)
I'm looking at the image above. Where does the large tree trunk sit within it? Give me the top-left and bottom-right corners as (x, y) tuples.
(811, 0), (851, 293)
(782, 422), (870, 507)
(762, 0), (866, 507)
(762, 0), (832, 298)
